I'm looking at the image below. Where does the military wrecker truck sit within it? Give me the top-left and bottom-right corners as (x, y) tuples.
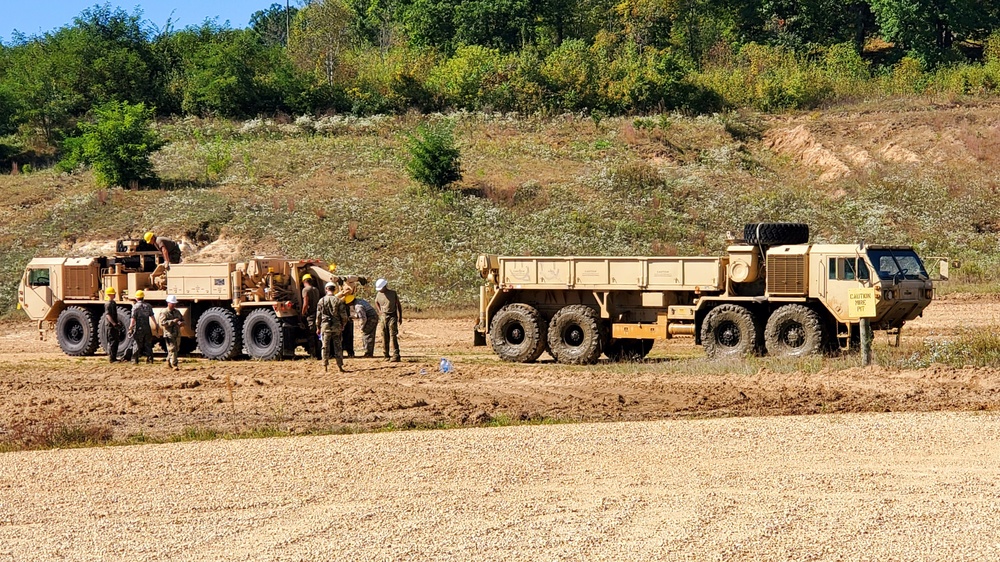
(18, 239), (359, 360)
(474, 223), (940, 363)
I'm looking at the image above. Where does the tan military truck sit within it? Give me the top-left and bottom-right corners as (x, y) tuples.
(474, 223), (938, 363)
(18, 239), (359, 360)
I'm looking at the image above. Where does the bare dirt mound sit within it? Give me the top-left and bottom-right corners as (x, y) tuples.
(764, 125), (851, 183)
(2, 296), (999, 446)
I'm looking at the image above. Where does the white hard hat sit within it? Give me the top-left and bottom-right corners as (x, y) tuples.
(375, 278), (387, 291)
(325, 282), (336, 290)
(166, 295), (178, 304)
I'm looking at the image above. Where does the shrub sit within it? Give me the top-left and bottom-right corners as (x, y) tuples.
(404, 121), (462, 190)
(59, 101), (165, 188)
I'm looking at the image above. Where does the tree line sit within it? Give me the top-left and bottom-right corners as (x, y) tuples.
(2, 1), (1000, 162)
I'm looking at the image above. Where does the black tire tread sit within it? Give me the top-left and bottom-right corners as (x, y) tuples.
(700, 304), (761, 359)
(547, 305), (602, 365)
(490, 303), (547, 363)
(196, 307), (241, 360)
(744, 222), (809, 246)
(764, 304), (824, 357)
(57, 306), (100, 357)
(243, 308), (285, 361)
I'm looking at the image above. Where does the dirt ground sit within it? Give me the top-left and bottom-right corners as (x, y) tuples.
(1, 294), (999, 444)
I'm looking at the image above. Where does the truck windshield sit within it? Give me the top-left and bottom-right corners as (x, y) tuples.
(866, 249), (928, 281)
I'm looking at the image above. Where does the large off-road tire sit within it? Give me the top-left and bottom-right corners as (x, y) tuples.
(98, 307), (133, 360)
(490, 304), (547, 363)
(701, 304), (761, 359)
(243, 308), (285, 361)
(744, 222), (809, 246)
(547, 305), (602, 365)
(764, 304), (824, 357)
(56, 306), (100, 356)
(195, 307), (242, 360)
(604, 338), (654, 362)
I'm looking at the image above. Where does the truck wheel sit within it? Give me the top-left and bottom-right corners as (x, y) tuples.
(490, 304), (547, 363)
(765, 304), (823, 357)
(99, 307), (133, 360)
(701, 304), (760, 359)
(605, 339), (654, 362)
(243, 308), (284, 360)
(56, 306), (99, 356)
(548, 305), (602, 365)
(196, 307), (242, 360)
(743, 222), (809, 245)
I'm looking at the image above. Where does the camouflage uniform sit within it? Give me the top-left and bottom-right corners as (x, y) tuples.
(131, 301), (156, 364)
(375, 288), (403, 361)
(316, 293), (349, 371)
(104, 298), (122, 362)
(302, 283), (321, 359)
(157, 307), (184, 368)
(352, 298), (379, 357)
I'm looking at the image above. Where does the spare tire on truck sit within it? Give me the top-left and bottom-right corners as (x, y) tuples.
(744, 222), (809, 246)
(490, 303), (547, 363)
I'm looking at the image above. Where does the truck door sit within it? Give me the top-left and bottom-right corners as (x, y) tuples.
(821, 256), (870, 320)
(21, 267), (55, 318)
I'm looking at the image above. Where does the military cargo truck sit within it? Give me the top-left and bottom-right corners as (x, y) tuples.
(18, 239), (359, 360)
(474, 223), (938, 363)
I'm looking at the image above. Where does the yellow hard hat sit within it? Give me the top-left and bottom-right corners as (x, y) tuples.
(344, 294), (355, 304)
(328, 263), (337, 273)
(143, 231), (155, 243)
(134, 289), (145, 299)
(302, 273), (313, 281)
(105, 287), (117, 295)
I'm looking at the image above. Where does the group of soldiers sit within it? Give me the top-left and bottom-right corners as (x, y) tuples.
(301, 273), (403, 373)
(102, 231), (403, 371)
(103, 287), (184, 369)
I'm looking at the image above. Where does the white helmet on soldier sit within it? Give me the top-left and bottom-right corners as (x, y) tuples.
(375, 278), (387, 291)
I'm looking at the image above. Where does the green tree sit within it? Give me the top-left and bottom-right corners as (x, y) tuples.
(288, 0), (356, 86)
(62, 101), (165, 188)
(405, 121), (462, 190)
(251, 3), (299, 47)
(869, 0), (991, 63)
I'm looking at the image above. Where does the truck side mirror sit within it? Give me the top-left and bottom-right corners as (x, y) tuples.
(938, 258), (949, 281)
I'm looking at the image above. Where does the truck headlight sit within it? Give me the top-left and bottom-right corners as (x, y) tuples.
(882, 289), (895, 301)
(925, 289), (933, 299)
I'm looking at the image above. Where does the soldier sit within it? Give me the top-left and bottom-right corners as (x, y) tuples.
(351, 295), (379, 358)
(128, 290), (159, 365)
(316, 282), (349, 372)
(342, 289), (355, 358)
(300, 273), (321, 359)
(144, 231), (182, 265)
(157, 295), (184, 370)
(103, 287), (123, 363)
(374, 278), (403, 362)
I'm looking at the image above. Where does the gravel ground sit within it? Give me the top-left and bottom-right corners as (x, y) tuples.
(3, 411), (1000, 561)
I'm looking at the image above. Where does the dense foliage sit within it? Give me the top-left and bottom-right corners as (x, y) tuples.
(58, 101), (163, 188)
(0, 0), (999, 168)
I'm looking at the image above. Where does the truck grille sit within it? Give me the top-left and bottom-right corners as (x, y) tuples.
(767, 255), (806, 295)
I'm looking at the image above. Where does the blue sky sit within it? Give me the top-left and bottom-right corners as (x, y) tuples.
(2, 1), (286, 43)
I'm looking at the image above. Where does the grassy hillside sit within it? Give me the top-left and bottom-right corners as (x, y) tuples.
(3, 100), (1000, 315)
